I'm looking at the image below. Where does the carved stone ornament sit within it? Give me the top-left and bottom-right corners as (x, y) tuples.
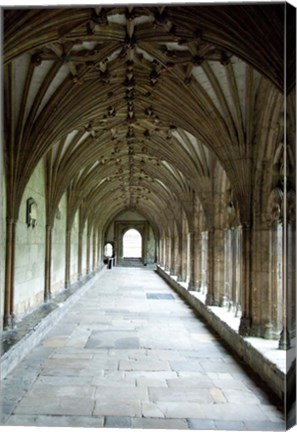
(267, 187), (283, 225)
(26, 197), (38, 228)
(226, 194), (238, 226)
(288, 189), (296, 222)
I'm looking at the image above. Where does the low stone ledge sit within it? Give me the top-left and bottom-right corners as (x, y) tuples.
(0, 266), (106, 380)
(156, 266), (285, 402)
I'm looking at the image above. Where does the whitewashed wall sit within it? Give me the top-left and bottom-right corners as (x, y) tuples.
(70, 210), (79, 282)
(0, 163), (6, 329)
(82, 224), (87, 276)
(14, 161), (46, 319)
(51, 193), (67, 293)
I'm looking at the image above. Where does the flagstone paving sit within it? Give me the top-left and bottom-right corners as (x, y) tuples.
(1, 267), (285, 429)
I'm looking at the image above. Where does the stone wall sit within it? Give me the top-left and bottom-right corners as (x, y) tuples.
(70, 211), (79, 282)
(0, 164), (6, 330)
(14, 161), (46, 319)
(51, 193), (67, 294)
(82, 225), (87, 275)
(147, 226), (156, 263)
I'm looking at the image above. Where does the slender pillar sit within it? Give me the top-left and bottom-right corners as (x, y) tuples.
(176, 234), (183, 281)
(195, 231), (202, 291)
(279, 219), (291, 349)
(44, 225), (52, 301)
(172, 236), (177, 275)
(4, 218), (17, 329)
(165, 236), (171, 271)
(77, 231), (83, 280)
(239, 224), (252, 336)
(214, 229), (226, 306)
(181, 233), (188, 281)
(97, 230), (102, 267)
(65, 229), (71, 288)
(86, 224), (91, 274)
(170, 235), (176, 275)
(188, 231), (197, 290)
(92, 230), (96, 271)
(231, 229), (237, 308)
(287, 221), (296, 338)
(205, 228), (215, 305)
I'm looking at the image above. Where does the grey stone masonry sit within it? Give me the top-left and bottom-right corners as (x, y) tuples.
(1, 267), (285, 430)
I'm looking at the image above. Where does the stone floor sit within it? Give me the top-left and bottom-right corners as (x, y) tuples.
(0, 267), (285, 430)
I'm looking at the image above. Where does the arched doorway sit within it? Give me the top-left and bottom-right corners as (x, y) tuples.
(123, 229), (142, 258)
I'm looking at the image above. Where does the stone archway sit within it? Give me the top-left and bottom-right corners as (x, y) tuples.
(114, 221), (151, 265)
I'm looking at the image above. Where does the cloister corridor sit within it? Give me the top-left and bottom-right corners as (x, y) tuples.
(0, 266), (285, 430)
(1, 4), (296, 432)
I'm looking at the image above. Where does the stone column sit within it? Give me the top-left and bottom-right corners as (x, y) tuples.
(77, 230), (83, 280)
(201, 231), (208, 294)
(269, 225), (282, 339)
(174, 235), (181, 277)
(279, 219), (291, 349)
(224, 229), (232, 305)
(205, 228), (215, 305)
(44, 225), (52, 301)
(92, 230), (97, 272)
(195, 231), (202, 291)
(181, 233), (188, 282)
(239, 224), (252, 336)
(188, 231), (199, 290)
(86, 224), (91, 275)
(287, 221), (296, 338)
(213, 228), (225, 305)
(3, 218), (17, 329)
(65, 229), (71, 288)
(170, 235), (176, 275)
(165, 236), (171, 271)
(249, 224), (281, 339)
(176, 234), (183, 281)
(96, 230), (101, 267)
(158, 238), (164, 266)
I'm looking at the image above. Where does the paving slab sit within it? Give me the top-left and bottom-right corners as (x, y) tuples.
(93, 400), (141, 417)
(167, 375), (213, 388)
(6, 414), (104, 427)
(119, 358), (171, 371)
(156, 402), (205, 419)
(188, 419), (217, 430)
(199, 403), (271, 421)
(94, 386), (148, 401)
(148, 387), (214, 404)
(1, 267), (284, 430)
(132, 417), (189, 429)
(244, 420), (285, 430)
(14, 396), (95, 416)
(104, 416), (132, 428)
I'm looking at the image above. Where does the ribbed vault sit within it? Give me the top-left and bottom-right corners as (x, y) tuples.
(4, 5), (292, 235)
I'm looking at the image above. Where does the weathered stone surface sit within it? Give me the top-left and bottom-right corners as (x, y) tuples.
(148, 387), (213, 404)
(6, 414), (104, 427)
(1, 267), (284, 430)
(104, 416), (132, 428)
(93, 400), (141, 417)
(14, 396), (95, 416)
(132, 417), (189, 429)
(119, 358), (171, 371)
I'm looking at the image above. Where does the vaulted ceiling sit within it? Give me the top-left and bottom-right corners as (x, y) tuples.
(3, 5), (294, 232)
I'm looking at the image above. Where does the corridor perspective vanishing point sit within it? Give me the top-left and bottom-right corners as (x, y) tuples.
(0, 2), (296, 431)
